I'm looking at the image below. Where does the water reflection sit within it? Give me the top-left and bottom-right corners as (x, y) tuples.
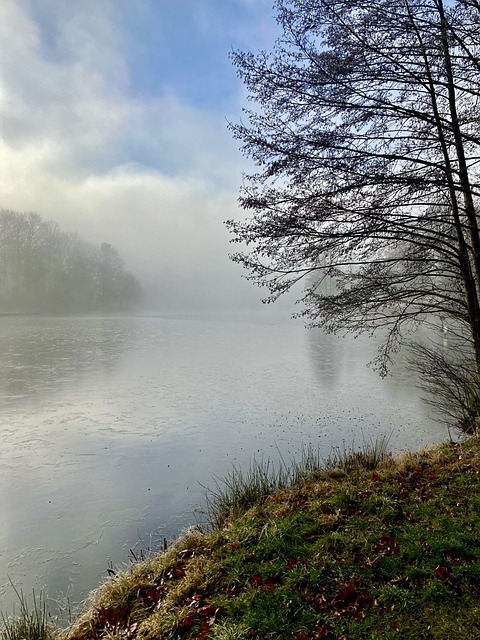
(306, 329), (346, 389)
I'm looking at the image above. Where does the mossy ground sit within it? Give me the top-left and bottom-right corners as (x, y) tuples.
(56, 435), (480, 640)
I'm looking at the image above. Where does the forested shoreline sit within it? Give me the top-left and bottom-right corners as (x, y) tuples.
(0, 209), (141, 314)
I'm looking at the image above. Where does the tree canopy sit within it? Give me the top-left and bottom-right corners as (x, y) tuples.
(0, 209), (142, 314)
(228, 0), (480, 385)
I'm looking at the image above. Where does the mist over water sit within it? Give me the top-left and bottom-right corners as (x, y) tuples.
(0, 312), (447, 615)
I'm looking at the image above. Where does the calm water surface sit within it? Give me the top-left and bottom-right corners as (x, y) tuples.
(0, 313), (447, 614)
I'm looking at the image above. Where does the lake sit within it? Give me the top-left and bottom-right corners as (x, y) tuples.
(0, 312), (447, 615)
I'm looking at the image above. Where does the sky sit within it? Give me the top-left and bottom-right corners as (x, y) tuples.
(0, 0), (286, 312)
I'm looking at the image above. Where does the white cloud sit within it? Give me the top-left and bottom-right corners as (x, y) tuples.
(0, 1), (131, 175)
(0, 0), (268, 310)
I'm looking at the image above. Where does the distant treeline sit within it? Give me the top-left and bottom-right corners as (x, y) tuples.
(0, 209), (142, 314)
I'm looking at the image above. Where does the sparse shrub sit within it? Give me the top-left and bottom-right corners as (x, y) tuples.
(1, 587), (57, 640)
(326, 435), (392, 473)
(409, 341), (480, 433)
(202, 446), (325, 529)
(203, 438), (393, 529)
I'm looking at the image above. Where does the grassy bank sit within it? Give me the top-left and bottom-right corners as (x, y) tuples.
(4, 436), (480, 640)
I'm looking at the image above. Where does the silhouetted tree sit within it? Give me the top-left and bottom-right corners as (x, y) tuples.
(228, 0), (480, 380)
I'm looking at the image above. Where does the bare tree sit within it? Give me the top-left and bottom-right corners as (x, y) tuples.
(228, 0), (480, 385)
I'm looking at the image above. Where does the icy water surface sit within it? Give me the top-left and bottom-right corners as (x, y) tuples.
(0, 313), (446, 614)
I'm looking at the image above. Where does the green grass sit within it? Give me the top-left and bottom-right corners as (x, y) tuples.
(61, 434), (480, 639)
(202, 438), (390, 530)
(202, 445), (327, 529)
(0, 586), (56, 640)
(6, 435), (480, 639)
